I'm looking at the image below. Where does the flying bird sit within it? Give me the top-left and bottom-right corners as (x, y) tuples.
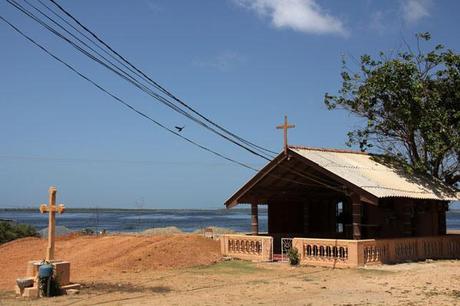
(175, 125), (185, 132)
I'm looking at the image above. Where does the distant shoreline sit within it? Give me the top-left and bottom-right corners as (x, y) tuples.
(0, 206), (453, 212)
(0, 207), (267, 212)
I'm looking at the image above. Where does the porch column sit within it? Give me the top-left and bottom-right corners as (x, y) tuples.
(351, 194), (361, 240)
(438, 202), (448, 235)
(251, 203), (259, 235)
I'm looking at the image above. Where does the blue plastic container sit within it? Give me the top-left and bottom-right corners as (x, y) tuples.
(38, 264), (53, 278)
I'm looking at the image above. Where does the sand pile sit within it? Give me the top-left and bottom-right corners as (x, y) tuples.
(132, 226), (184, 235)
(193, 226), (236, 235)
(122, 226), (237, 236)
(39, 225), (74, 238)
(0, 233), (221, 290)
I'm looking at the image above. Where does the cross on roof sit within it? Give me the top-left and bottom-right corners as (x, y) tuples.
(276, 115), (295, 155)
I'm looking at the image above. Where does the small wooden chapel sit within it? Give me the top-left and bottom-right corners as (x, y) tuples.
(221, 117), (460, 266)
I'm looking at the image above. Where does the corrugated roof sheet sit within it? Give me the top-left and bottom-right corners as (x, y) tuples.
(290, 146), (459, 201)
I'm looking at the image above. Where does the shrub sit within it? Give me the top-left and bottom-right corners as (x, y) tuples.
(288, 247), (300, 266)
(80, 228), (95, 235)
(0, 222), (38, 244)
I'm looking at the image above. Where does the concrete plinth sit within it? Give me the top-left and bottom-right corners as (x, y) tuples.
(17, 260), (73, 297)
(23, 287), (39, 298)
(26, 260), (70, 286)
(15, 284), (24, 296)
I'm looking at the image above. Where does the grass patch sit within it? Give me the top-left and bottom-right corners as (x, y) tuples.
(357, 268), (396, 276)
(247, 279), (270, 285)
(424, 289), (442, 297)
(82, 282), (172, 294)
(192, 260), (263, 275)
(0, 290), (19, 305)
(0, 290), (15, 299)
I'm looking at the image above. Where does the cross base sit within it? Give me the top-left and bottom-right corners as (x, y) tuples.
(16, 260), (78, 298)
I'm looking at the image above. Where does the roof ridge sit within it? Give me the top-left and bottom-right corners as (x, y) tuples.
(288, 145), (369, 155)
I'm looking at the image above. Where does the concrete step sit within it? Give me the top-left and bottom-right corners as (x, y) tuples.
(23, 287), (39, 298)
(272, 254), (287, 262)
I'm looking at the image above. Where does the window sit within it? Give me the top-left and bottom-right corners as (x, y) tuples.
(336, 201), (344, 233)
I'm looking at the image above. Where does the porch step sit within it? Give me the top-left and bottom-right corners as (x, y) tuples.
(273, 254), (286, 262)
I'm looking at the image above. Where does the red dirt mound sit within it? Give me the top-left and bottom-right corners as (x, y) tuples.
(0, 234), (221, 290)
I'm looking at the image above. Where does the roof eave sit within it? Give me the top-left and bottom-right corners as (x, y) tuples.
(224, 152), (287, 208)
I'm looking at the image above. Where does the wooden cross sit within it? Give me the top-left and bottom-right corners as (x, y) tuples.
(39, 186), (65, 261)
(276, 115), (295, 155)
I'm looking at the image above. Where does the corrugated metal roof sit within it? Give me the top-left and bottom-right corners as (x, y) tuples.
(290, 146), (459, 201)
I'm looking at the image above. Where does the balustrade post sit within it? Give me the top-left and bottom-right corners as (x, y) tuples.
(221, 235), (227, 255)
(347, 241), (360, 267)
(292, 238), (304, 262)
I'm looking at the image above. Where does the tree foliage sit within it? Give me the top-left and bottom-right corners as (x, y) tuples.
(0, 221), (38, 244)
(325, 33), (460, 190)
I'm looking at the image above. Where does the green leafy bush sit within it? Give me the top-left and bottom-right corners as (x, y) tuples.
(80, 228), (95, 235)
(0, 222), (38, 244)
(288, 247), (300, 266)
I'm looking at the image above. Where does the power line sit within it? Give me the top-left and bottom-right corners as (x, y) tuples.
(27, 0), (276, 158)
(6, 0), (274, 161)
(0, 14), (259, 171)
(2, 4), (346, 194)
(0, 154), (264, 166)
(46, 0), (277, 156)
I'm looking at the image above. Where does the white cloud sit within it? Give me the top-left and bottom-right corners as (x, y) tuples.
(401, 0), (432, 24)
(233, 0), (347, 36)
(369, 10), (388, 35)
(193, 51), (246, 72)
(144, 1), (162, 14)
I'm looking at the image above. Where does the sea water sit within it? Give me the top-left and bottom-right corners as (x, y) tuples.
(0, 208), (268, 233)
(1, 208), (459, 234)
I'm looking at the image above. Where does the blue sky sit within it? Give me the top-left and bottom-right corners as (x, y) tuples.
(0, 0), (459, 208)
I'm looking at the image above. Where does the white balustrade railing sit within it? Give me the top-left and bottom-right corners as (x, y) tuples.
(292, 238), (356, 267)
(220, 234), (273, 261)
(361, 235), (460, 265)
(220, 234), (460, 267)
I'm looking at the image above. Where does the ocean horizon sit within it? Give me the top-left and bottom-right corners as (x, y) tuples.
(1, 207), (460, 234)
(0, 207), (268, 233)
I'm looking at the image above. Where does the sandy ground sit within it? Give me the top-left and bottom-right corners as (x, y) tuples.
(0, 234), (221, 290)
(1, 234), (460, 305)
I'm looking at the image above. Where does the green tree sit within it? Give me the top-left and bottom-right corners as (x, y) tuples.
(0, 222), (38, 244)
(325, 33), (460, 190)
